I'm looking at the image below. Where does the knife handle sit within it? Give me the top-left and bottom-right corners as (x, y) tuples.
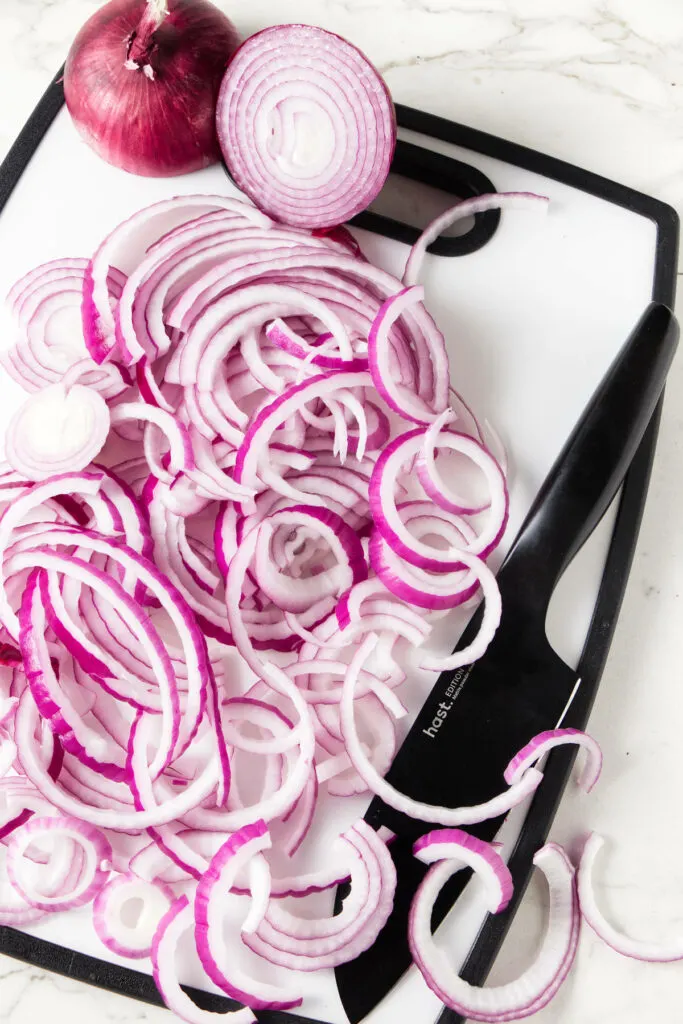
(500, 302), (678, 610)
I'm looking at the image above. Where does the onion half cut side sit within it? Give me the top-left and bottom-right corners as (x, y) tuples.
(217, 24), (396, 229)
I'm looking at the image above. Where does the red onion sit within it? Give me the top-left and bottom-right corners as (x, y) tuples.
(0, 260), (128, 399)
(402, 192), (550, 287)
(244, 820), (396, 971)
(217, 24), (396, 228)
(6, 815), (112, 911)
(64, 0), (240, 177)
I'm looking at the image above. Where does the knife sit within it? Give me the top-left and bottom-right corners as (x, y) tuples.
(335, 301), (679, 1024)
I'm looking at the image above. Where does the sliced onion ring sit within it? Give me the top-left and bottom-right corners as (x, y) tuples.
(409, 842), (578, 1021)
(340, 635), (542, 825)
(403, 192), (549, 287)
(6, 815), (112, 911)
(93, 872), (175, 959)
(152, 895), (257, 1024)
(194, 819), (303, 1011)
(413, 828), (513, 914)
(5, 385), (110, 481)
(505, 728), (602, 793)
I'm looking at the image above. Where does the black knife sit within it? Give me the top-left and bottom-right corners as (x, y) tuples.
(335, 301), (679, 1024)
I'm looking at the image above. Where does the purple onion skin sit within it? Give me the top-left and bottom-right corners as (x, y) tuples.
(64, 0), (240, 178)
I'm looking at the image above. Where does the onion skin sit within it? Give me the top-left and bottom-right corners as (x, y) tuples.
(64, 0), (240, 177)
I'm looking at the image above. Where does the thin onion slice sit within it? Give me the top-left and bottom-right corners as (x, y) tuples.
(93, 872), (175, 959)
(194, 819), (303, 1011)
(6, 814), (111, 911)
(413, 828), (513, 914)
(505, 728), (602, 793)
(368, 287), (447, 424)
(403, 192), (549, 287)
(340, 636), (542, 825)
(409, 842), (578, 1021)
(245, 819), (396, 970)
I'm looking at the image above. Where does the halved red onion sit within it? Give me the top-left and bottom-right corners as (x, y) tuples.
(409, 842), (578, 1021)
(217, 24), (396, 230)
(578, 832), (683, 962)
(5, 384), (110, 480)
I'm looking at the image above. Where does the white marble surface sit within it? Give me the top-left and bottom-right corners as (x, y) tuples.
(1, 1), (683, 1022)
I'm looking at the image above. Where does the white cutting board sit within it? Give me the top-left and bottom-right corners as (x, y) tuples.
(0, 106), (659, 1024)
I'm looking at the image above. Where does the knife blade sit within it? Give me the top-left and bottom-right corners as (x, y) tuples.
(335, 301), (679, 1024)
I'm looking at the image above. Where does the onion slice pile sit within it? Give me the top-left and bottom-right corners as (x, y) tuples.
(0, 189), (593, 1022)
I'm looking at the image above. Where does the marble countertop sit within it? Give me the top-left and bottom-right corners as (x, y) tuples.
(2, 1), (683, 1022)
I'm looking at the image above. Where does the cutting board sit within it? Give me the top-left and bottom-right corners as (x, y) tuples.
(0, 71), (677, 1024)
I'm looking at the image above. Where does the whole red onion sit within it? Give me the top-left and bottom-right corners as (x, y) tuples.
(64, 0), (240, 177)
